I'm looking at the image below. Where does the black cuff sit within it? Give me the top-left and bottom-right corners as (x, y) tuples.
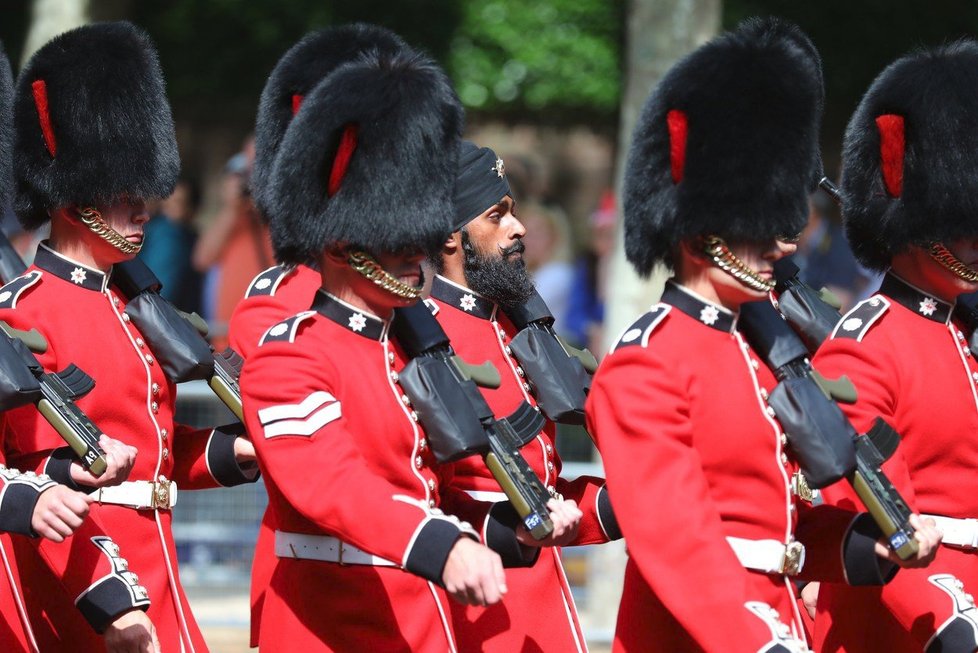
(927, 617), (978, 653)
(404, 518), (464, 584)
(843, 513), (898, 586)
(0, 482), (44, 537)
(207, 424), (259, 487)
(596, 485), (622, 541)
(43, 447), (86, 491)
(76, 576), (150, 634)
(485, 502), (540, 568)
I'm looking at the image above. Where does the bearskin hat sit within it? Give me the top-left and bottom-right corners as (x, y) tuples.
(0, 42), (13, 215)
(253, 24), (408, 220)
(841, 40), (978, 270)
(13, 21), (179, 230)
(623, 17), (824, 276)
(266, 48), (463, 266)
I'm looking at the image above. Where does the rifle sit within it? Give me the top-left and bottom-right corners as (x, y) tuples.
(0, 322), (107, 475)
(501, 289), (598, 425)
(738, 300), (919, 560)
(391, 301), (554, 540)
(103, 258), (245, 421)
(954, 292), (978, 357)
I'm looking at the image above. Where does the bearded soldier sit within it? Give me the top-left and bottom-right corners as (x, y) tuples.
(1, 23), (258, 652)
(425, 139), (620, 652)
(812, 41), (978, 653)
(585, 18), (940, 652)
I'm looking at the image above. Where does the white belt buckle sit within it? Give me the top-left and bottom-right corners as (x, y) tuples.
(151, 476), (173, 509)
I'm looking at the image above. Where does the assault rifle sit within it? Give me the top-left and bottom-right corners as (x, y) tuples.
(391, 301), (554, 540)
(0, 322), (107, 475)
(738, 300), (919, 560)
(501, 289), (598, 425)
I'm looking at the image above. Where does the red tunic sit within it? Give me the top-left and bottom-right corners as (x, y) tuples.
(813, 274), (978, 652)
(241, 290), (502, 652)
(0, 243), (253, 652)
(228, 263), (320, 646)
(586, 282), (888, 652)
(429, 275), (616, 652)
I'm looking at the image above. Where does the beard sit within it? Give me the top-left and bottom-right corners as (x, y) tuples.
(461, 230), (535, 311)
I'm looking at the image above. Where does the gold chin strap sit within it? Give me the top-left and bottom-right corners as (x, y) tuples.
(76, 207), (142, 255)
(702, 235), (775, 293)
(347, 250), (423, 300)
(929, 243), (978, 282)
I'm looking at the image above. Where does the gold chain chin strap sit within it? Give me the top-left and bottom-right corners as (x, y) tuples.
(77, 208), (142, 255)
(929, 243), (978, 282)
(347, 250), (423, 300)
(702, 235), (775, 293)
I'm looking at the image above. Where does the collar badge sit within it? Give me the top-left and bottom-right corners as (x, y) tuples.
(492, 157), (505, 178)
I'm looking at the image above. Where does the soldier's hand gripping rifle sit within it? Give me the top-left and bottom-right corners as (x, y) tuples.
(111, 258), (244, 421)
(391, 301), (555, 540)
(738, 300), (919, 560)
(0, 322), (107, 475)
(501, 289), (598, 425)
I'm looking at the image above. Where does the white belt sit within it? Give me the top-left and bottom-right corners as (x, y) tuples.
(274, 531), (397, 567)
(924, 515), (978, 549)
(464, 490), (508, 502)
(95, 477), (177, 510)
(727, 536), (806, 576)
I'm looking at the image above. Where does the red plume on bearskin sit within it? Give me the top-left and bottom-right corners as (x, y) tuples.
(622, 17), (824, 276)
(252, 24), (408, 222)
(12, 22), (178, 231)
(266, 48), (463, 266)
(841, 40), (978, 270)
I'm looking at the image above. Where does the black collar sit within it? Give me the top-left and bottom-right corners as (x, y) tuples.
(33, 242), (108, 293)
(310, 290), (388, 340)
(430, 275), (496, 320)
(880, 273), (953, 325)
(661, 281), (736, 333)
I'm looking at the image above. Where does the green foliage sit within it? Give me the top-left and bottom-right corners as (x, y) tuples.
(450, 0), (623, 121)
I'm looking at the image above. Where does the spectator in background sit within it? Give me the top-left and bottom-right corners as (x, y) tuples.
(138, 177), (202, 314)
(521, 200), (575, 330)
(193, 136), (274, 345)
(791, 191), (879, 311)
(566, 190), (616, 353)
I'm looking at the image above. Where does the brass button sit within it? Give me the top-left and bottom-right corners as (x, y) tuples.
(162, 447), (169, 460)
(546, 444), (553, 454)
(427, 479), (436, 490)
(547, 461), (554, 471)
(522, 382), (531, 392)
(388, 352), (395, 363)
(751, 359), (760, 370)
(136, 338), (145, 348)
(145, 354), (155, 365)
(151, 402), (159, 414)
(504, 346), (513, 356)
(760, 388), (769, 400)
(389, 371), (399, 382)
(122, 314), (131, 323)
(401, 394), (411, 406)
(428, 499), (436, 509)
(418, 438), (427, 451)
(152, 383), (160, 395)
(516, 367), (525, 377)
(410, 410), (419, 422)
(780, 453), (789, 465)
(161, 428), (168, 441)
(415, 456), (423, 469)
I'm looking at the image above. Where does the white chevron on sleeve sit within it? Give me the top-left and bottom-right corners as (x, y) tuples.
(262, 402), (342, 438)
(258, 391), (336, 425)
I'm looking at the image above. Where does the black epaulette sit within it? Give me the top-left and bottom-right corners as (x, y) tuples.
(610, 304), (671, 353)
(0, 271), (42, 309)
(259, 311), (316, 346)
(245, 265), (287, 298)
(830, 296), (890, 342)
(423, 298), (439, 316)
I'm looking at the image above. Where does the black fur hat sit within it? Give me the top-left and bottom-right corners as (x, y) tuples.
(252, 24), (408, 220)
(623, 17), (824, 276)
(841, 40), (978, 270)
(266, 49), (463, 265)
(0, 42), (13, 214)
(13, 21), (179, 230)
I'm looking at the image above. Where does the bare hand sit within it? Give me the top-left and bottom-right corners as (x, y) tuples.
(874, 514), (942, 568)
(233, 436), (257, 464)
(70, 435), (137, 488)
(516, 498), (583, 547)
(31, 485), (93, 542)
(800, 582), (819, 619)
(104, 609), (160, 653)
(442, 537), (507, 607)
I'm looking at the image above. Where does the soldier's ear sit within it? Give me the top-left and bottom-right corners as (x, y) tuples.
(443, 231), (461, 254)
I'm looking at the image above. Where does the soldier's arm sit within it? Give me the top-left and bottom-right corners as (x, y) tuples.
(587, 346), (803, 652)
(553, 474), (621, 545)
(168, 422), (259, 489)
(243, 342), (482, 586)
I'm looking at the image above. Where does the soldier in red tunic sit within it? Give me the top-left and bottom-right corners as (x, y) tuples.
(239, 45), (532, 652)
(585, 18), (941, 652)
(811, 40), (978, 653)
(1, 23), (259, 652)
(228, 25), (408, 646)
(425, 139), (619, 651)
